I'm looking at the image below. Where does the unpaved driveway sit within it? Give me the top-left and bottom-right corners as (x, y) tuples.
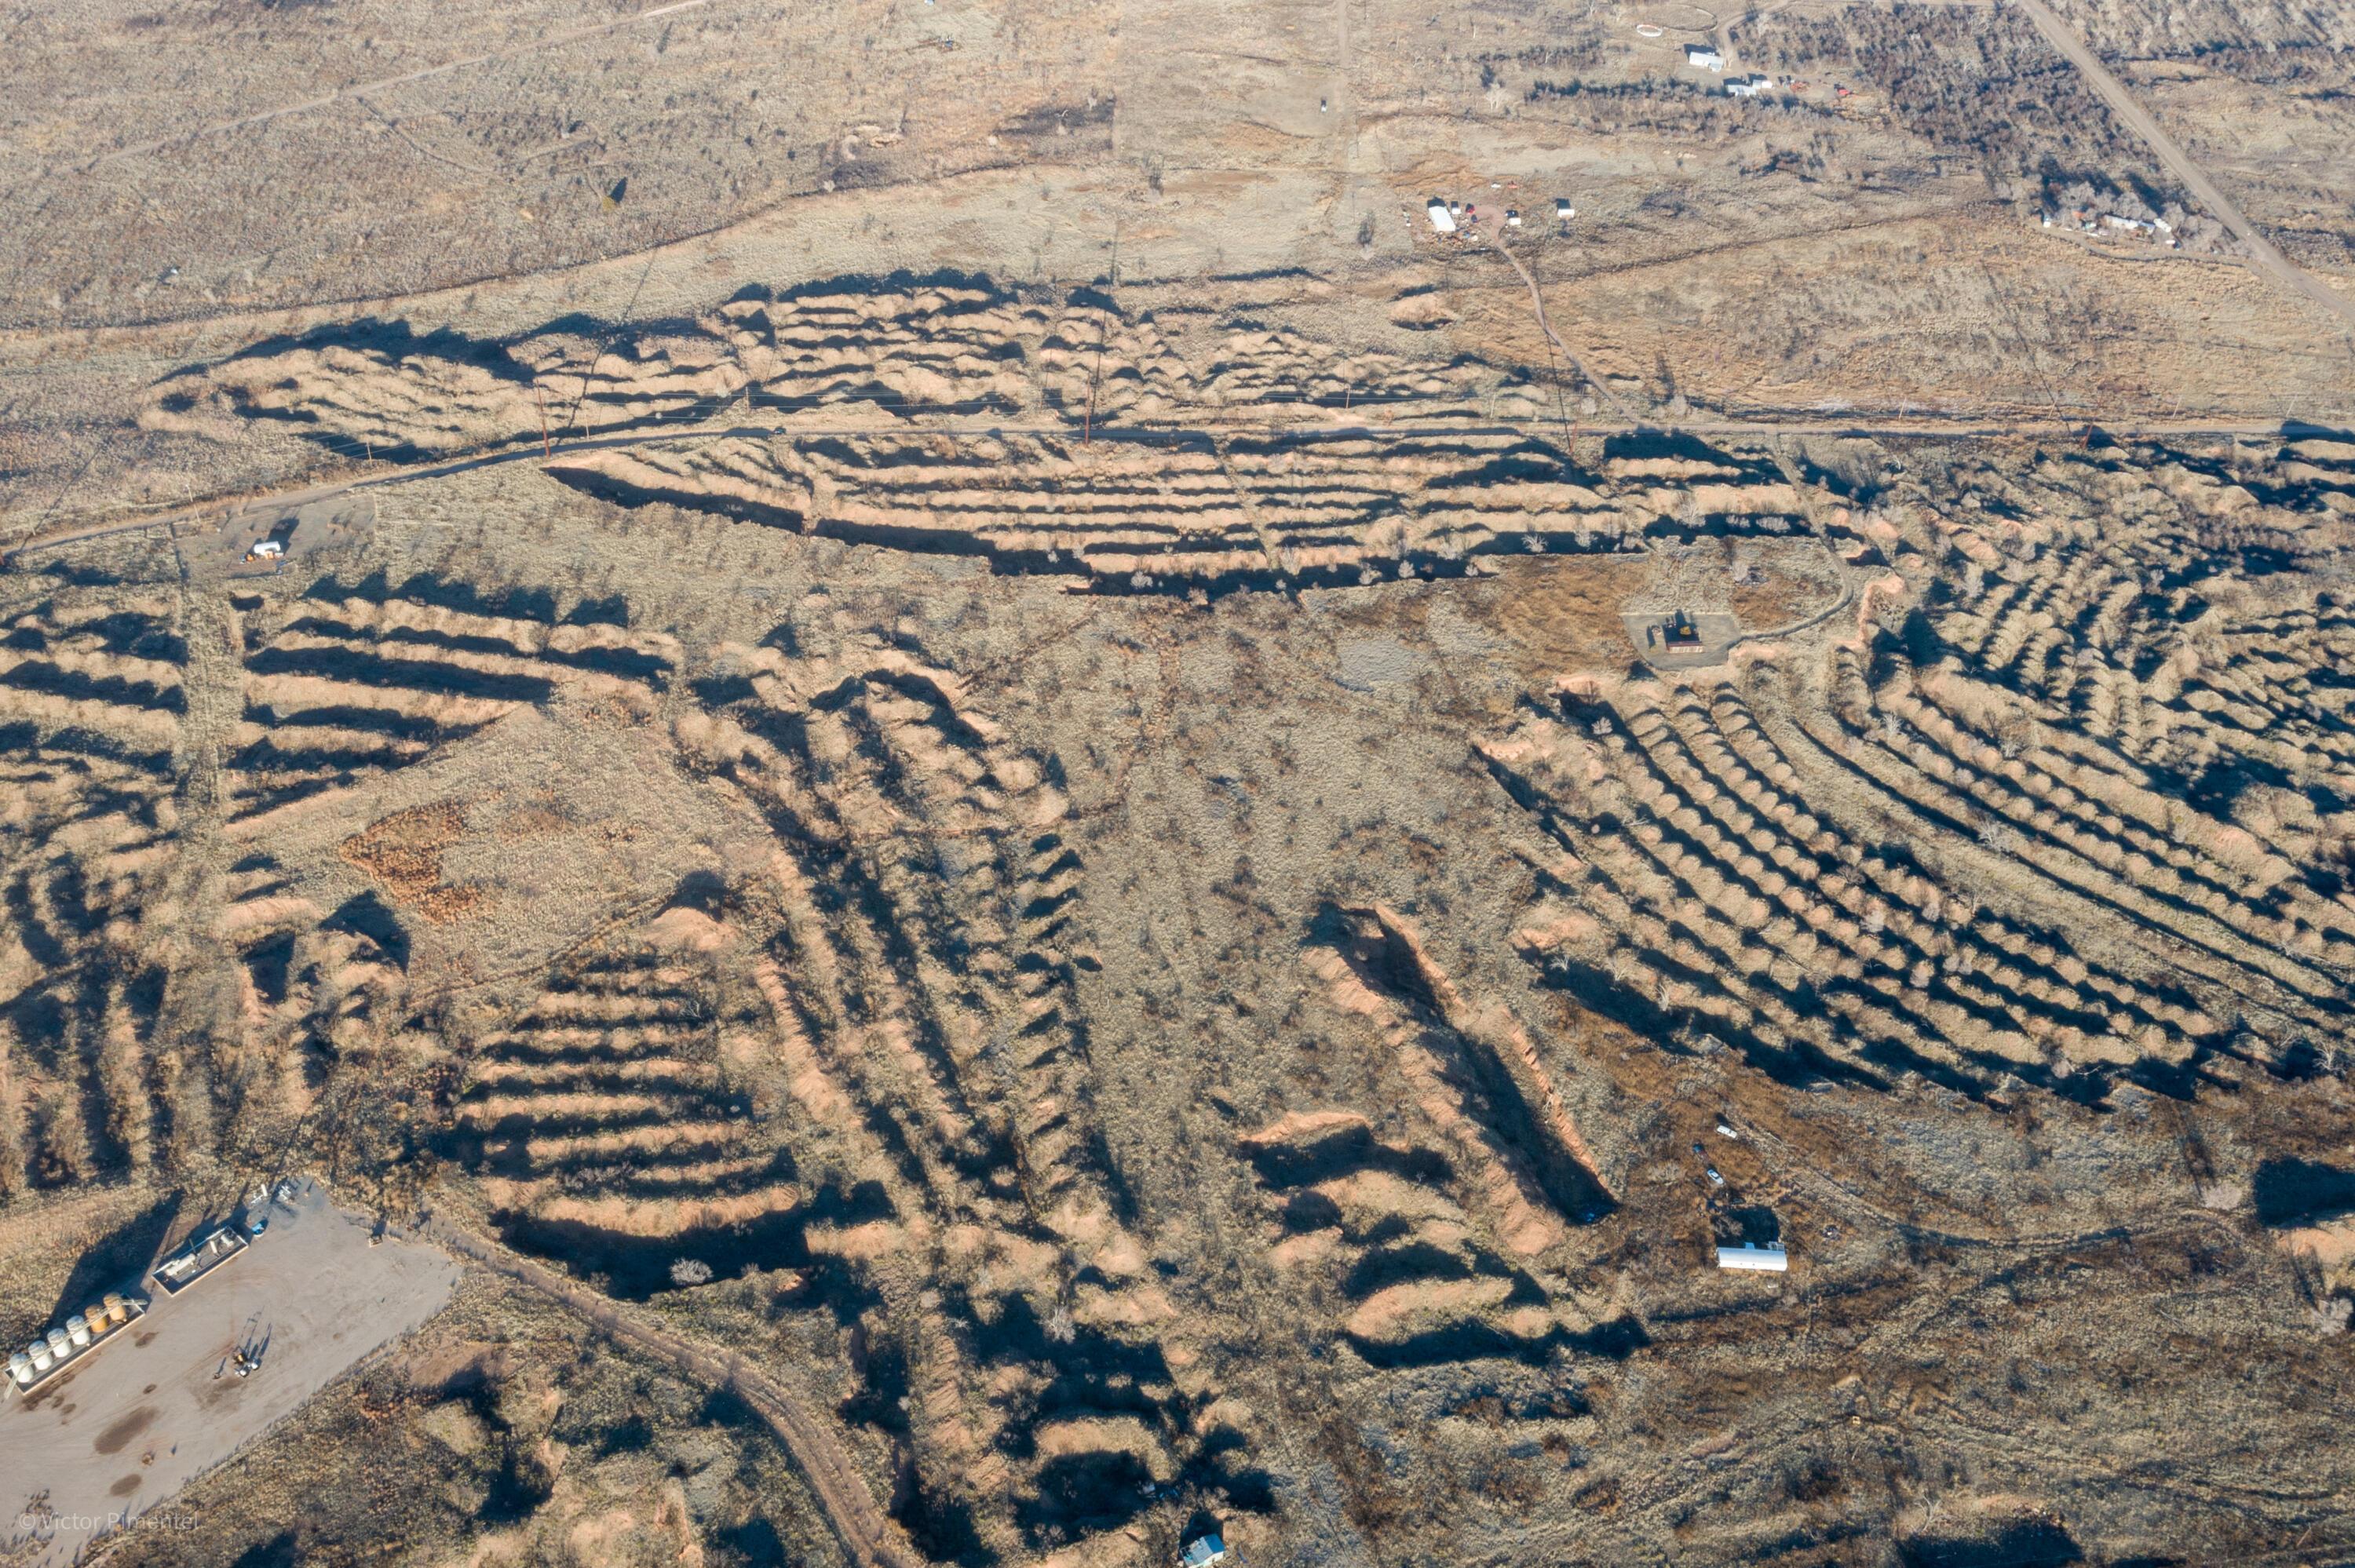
(425, 1222), (924, 1568)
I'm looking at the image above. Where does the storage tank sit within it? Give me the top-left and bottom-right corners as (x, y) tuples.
(44, 1327), (69, 1356)
(8, 1350), (31, 1387)
(103, 1293), (127, 1326)
(65, 1312), (91, 1348)
(28, 1343), (53, 1373)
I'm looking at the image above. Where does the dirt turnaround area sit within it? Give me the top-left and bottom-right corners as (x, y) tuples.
(5, 0), (2355, 1565)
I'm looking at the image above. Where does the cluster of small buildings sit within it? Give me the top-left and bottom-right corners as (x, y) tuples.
(1681, 44), (1851, 100)
(2044, 207), (2178, 246)
(1423, 193), (1575, 239)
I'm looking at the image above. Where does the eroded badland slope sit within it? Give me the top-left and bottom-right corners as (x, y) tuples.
(5, 0), (2355, 1564)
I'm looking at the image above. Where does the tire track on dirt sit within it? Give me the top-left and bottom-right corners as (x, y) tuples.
(78, 0), (726, 174)
(424, 1220), (925, 1568)
(1488, 235), (1640, 422)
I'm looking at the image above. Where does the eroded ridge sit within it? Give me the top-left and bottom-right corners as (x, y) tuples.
(136, 277), (1535, 463)
(447, 895), (798, 1245)
(134, 272), (1883, 596)
(213, 833), (413, 1150)
(0, 593), (195, 1194)
(571, 636), (1262, 1558)
(1193, 905), (1641, 1412)
(224, 573), (677, 832)
(1309, 905), (1614, 1253)
(1488, 676), (2233, 1099)
(546, 425), (1827, 594)
(1240, 1108), (1622, 1371)
(1494, 436), (2355, 1105)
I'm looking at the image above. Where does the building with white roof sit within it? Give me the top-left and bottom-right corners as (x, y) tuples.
(1179, 1534), (1229, 1567)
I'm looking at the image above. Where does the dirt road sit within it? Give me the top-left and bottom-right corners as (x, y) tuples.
(2011, 0), (2355, 333)
(1489, 235), (1640, 421)
(423, 1222), (922, 1568)
(10, 409), (2342, 566)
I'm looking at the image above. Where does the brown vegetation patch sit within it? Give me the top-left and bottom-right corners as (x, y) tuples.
(1729, 557), (1842, 630)
(1467, 555), (1654, 683)
(340, 800), (486, 924)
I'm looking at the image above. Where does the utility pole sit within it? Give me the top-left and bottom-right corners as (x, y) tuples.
(1085, 328), (1103, 443)
(1088, 221), (1118, 443)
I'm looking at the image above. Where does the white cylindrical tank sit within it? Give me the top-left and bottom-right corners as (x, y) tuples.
(45, 1328), (69, 1356)
(8, 1351), (31, 1386)
(29, 1344), (53, 1373)
(65, 1312), (90, 1348)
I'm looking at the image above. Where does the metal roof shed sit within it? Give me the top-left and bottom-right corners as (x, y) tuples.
(1716, 1242), (1788, 1272)
(1180, 1534), (1229, 1567)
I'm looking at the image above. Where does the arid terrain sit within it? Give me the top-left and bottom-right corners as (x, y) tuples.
(3, 1), (2355, 1565)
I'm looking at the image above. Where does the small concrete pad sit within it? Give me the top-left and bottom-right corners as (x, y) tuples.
(1624, 609), (1740, 669)
(188, 495), (373, 582)
(1, 1181), (457, 1565)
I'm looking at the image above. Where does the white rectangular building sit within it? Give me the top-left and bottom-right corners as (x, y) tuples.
(1686, 43), (1725, 71)
(1426, 200), (1457, 235)
(1716, 1242), (1787, 1272)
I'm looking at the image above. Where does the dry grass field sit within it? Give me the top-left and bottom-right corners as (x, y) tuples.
(5, 2), (2355, 1566)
